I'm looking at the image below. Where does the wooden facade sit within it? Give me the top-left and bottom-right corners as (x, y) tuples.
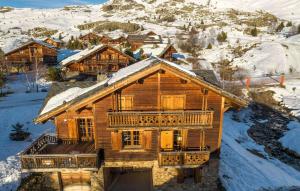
(4, 40), (57, 72)
(100, 36), (126, 45)
(79, 33), (100, 43)
(44, 38), (62, 48)
(21, 58), (246, 189)
(63, 45), (135, 75)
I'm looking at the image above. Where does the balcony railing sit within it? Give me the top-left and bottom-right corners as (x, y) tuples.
(20, 134), (98, 172)
(107, 110), (214, 129)
(158, 150), (210, 167)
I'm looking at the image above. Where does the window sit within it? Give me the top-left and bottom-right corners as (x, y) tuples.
(77, 118), (94, 141)
(120, 96), (133, 111)
(122, 131), (141, 148)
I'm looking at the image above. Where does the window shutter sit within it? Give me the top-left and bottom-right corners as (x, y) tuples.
(142, 131), (152, 150)
(111, 131), (121, 150)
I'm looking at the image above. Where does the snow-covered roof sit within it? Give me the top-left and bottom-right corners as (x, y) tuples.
(60, 44), (134, 67)
(60, 44), (104, 66)
(5, 39), (57, 55)
(134, 44), (171, 57)
(44, 37), (62, 43)
(37, 56), (247, 122)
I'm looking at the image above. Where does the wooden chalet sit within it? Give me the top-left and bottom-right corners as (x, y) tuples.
(4, 39), (57, 72)
(135, 44), (178, 61)
(127, 33), (162, 51)
(61, 44), (136, 75)
(21, 57), (247, 190)
(79, 32), (101, 43)
(99, 35), (126, 45)
(44, 37), (62, 48)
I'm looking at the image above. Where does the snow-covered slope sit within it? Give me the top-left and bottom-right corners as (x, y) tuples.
(210, 0), (300, 23)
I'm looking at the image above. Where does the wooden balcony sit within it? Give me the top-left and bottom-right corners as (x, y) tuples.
(107, 110), (214, 129)
(158, 149), (210, 167)
(20, 134), (99, 172)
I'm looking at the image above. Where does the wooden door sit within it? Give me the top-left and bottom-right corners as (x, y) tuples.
(120, 96), (133, 111)
(161, 95), (185, 110)
(160, 131), (173, 150)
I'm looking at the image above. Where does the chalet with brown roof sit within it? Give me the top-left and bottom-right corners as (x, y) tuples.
(79, 32), (101, 43)
(99, 35), (126, 45)
(4, 39), (57, 72)
(135, 44), (178, 61)
(44, 37), (62, 48)
(61, 44), (136, 75)
(127, 33), (162, 51)
(20, 57), (247, 190)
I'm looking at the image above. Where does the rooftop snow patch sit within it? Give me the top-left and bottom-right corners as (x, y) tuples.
(40, 79), (108, 115)
(60, 44), (105, 66)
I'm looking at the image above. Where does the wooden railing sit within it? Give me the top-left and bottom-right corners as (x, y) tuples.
(107, 111), (214, 129)
(21, 154), (98, 171)
(20, 134), (98, 171)
(158, 150), (210, 167)
(23, 133), (57, 154)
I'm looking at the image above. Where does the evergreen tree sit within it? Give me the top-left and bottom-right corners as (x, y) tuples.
(250, 27), (258, 36)
(207, 43), (212, 49)
(286, 21), (292, 27)
(58, 33), (63, 40)
(217, 31), (227, 42)
(276, 22), (285, 32)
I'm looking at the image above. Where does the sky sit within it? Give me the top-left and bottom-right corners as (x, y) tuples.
(0, 0), (107, 8)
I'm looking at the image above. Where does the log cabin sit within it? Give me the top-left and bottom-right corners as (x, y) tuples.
(61, 44), (136, 76)
(127, 33), (162, 51)
(4, 39), (57, 72)
(99, 35), (126, 45)
(21, 56), (247, 190)
(134, 44), (178, 61)
(44, 37), (62, 48)
(79, 32), (101, 44)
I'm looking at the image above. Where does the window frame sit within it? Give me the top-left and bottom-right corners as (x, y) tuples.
(77, 117), (94, 142)
(121, 130), (142, 149)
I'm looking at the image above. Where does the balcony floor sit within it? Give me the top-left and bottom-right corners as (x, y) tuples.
(40, 142), (96, 155)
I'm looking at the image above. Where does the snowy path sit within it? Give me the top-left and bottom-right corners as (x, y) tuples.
(220, 110), (300, 191)
(0, 75), (53, 191)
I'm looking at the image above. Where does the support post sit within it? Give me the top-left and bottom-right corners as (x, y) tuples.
(57, 172), (63, 191)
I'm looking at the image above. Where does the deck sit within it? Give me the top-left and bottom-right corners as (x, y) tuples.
(107, 110), (214, 129)
(158, 149), (210, 167)
(20, 134), (99, 172)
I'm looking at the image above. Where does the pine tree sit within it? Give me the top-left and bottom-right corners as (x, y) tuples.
(207, 43), (212, 49)
(276, 22), (285, 32)
(217, 31), (227, 42)
(250, 27), (258, 36)
(58, 33), (63, 40)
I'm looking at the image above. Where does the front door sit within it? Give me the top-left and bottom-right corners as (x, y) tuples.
(160, 131), (173, 150)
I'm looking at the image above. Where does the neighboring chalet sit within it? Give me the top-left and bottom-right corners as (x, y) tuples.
(4, 39), (57, 72)
(44, 37), (62, 48)
(21, 57), (247, 190)
(134, 44), (178, 61)
(99, 35), (126, 45)
(79, 32), (101, 43)
(127, 32), (162, 51)
(61, 44), (136, 76)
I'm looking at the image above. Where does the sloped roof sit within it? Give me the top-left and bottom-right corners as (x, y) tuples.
(60, 44), (135, 67)
(44, 37), (62, 43)
(134, 44), (173, 57)
(36, 56), (248, 123)
(5, 39), (57, 55)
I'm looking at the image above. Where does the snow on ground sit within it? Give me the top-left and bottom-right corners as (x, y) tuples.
(279, 121), (300, 156)
(0, 75), (54, 191)
(268, 78), (300, 118)
(220, 110), (300, 191)
(210, 0), (300, 23)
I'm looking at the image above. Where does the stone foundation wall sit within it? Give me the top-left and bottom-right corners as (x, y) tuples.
(94, 158), (221, 191)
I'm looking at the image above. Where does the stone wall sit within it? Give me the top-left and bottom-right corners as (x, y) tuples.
(93, 158), (222, 191)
